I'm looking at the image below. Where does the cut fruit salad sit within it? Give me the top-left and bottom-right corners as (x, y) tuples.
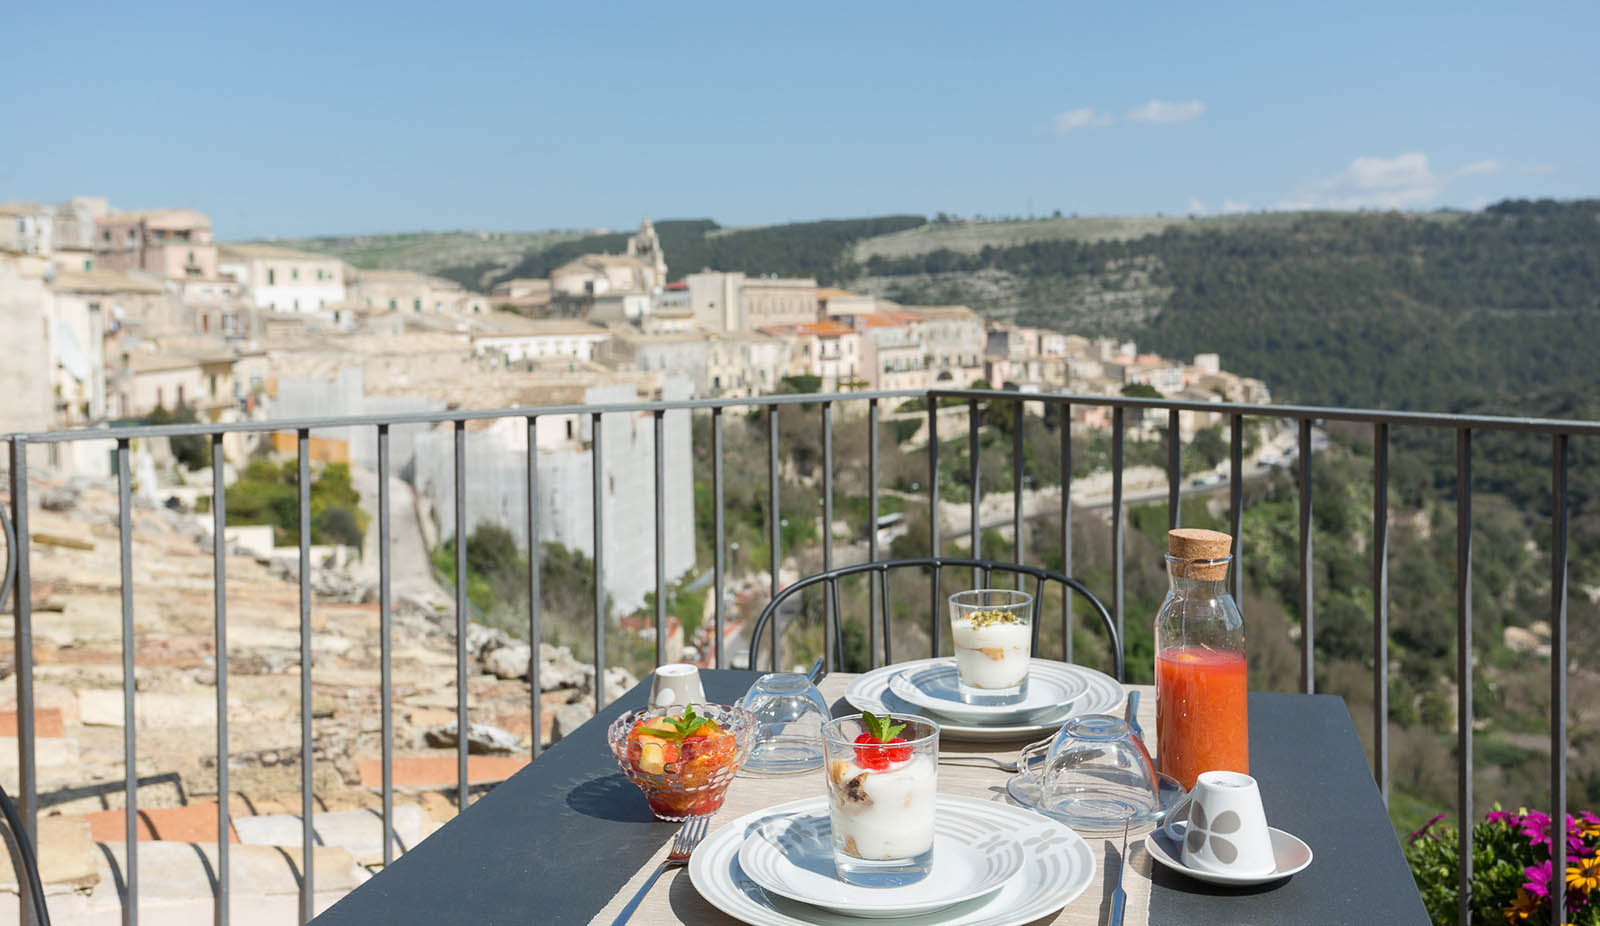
(611, 703), (755, 820)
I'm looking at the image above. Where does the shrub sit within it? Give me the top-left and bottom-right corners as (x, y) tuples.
(1405, 806), (1600, 924)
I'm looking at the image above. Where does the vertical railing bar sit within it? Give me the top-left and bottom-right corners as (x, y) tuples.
(296, 430), (312, 925)
(828, 577), (843, 670)
(968, 399), (980, 582)
(117, 438), (139, 926)
(526, 417), (542, 757)
(982, 565), (993, 588)
(1549, 433), (1569, 926)
(1111, 408), (1125, 657)
(591, 413), (606, 711)
(9, 438), (38, 923)
(876, 568), (892, 666)
(453, 421), (468, 810)
(767, 407), (781, 671)
(928, 402), (940, 655)
(210, 435), (229, 926)
(712, 409), (725, 669)
(1454, 427), (1472, 925)
(1061, 403), (1073, 663)
(1167, 408), (1181, 531)
(868, 400), (880, 668)
(821, 402), (835, 674)
(1371, 422), (1389, 803)
(1297, 419), (1314, 695)
(1012, 399), (1024, 575)
(377, 425), (395, 863)
(1228, 415), (1243, 605)
(653, 410), (666, 669)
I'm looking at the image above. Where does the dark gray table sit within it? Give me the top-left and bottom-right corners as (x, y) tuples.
(312, 672), (1426, 925)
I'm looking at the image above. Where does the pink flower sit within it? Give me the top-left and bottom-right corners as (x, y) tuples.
(1487, 809), (1523, 827)
(1524, 860), (1553, 899)
(1408, 812), (1448, 843)
(1521, 811), (1554, 850)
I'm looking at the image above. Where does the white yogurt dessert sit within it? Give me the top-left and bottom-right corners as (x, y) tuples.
(827, 752), (938, 861)
(951, 609), (1031, 694)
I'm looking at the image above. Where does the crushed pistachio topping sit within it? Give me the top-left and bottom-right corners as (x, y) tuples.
(966, 608), (1026, 629)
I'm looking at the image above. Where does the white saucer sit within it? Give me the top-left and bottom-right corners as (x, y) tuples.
(887, 662), (1087, 723)
(737, 806), (1024, 918)
(689, 794), (1096, 926)
(845, 659), (1124, 742)
(1144, 825), (1313, 885)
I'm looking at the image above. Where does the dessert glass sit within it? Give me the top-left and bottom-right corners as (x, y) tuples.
(820, 714), (940, 886)
(607, 703), (757, 821)
(948, 588), (1034, 704)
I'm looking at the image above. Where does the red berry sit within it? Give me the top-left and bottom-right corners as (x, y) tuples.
(852, 732), (898, 769)
(885, 737), (912, 762)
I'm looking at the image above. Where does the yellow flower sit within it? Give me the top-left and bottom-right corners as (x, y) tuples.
(1504, 888), (1539, 922)
(1567, 854), (1600, 893)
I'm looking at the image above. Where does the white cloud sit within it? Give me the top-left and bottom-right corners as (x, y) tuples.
(1187, 198), (1206, 215)
(1125, 99), (1206, 124)
(1052, 107), (1114, 134)
(1455, 159), (1504, 178)
(1221, 199), (1250, 215)
(1274, 152), (1506, 211)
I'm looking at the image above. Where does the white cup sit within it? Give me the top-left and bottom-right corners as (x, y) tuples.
(649, 664), (706, 709)
(1160, 770), (1275, 876)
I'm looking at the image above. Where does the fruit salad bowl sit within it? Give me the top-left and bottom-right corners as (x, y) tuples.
(608, 703), (758, 821)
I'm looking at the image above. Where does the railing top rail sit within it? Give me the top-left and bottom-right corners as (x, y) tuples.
(4, 387), (1598, 444)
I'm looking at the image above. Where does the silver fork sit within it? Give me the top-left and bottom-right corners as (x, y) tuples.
(612, 815), (710, 925)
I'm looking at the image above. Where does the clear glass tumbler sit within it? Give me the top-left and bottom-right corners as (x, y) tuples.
(820, 714), (940, 886)
(738, 672), (831, 774)
(948, 588), (1033, 704)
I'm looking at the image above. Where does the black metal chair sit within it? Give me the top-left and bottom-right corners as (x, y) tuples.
(0, 782), (50, 925)
(745, 556), (1121, 681)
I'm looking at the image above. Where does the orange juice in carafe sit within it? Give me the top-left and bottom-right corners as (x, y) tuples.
(1154, 529), (1248, 790)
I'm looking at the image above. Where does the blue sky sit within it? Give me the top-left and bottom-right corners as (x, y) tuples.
(4, 1), (1594, 239)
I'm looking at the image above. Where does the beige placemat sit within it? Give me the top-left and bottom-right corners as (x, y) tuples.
(591, 675), (1160, 926)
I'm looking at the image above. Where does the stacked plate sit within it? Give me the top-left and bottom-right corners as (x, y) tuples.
(689, 794), (1095, 925)
(844, 658), (1124, 742)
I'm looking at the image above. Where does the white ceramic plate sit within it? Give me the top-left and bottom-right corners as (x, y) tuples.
(845, 658), (1124, 742)
(1144, 825), (1313, 886)
(689, 795), (1095, 926)
(736, 801), (1025, 918)
(886, 661), (1088, 724)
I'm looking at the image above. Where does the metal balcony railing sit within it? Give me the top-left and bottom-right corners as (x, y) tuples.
(2, 387), (1594, 926)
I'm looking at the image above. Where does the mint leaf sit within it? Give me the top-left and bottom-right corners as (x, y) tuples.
(860, 711), (906, 742)
(667, 704), (711, 739)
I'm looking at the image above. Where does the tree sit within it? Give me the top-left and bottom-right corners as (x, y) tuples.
(147, 403), (208, 470)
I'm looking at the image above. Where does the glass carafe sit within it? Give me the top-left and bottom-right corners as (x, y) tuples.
(1153, 529), (1248, 790)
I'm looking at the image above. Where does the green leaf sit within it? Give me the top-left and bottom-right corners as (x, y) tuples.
(666, 704), (712, 739)
(860, 711), (907, 743)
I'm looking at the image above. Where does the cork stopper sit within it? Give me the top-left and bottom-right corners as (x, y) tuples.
(1168, 528), (1232, 581)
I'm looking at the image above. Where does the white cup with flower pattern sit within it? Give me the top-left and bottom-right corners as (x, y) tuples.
(1160, 770), (1275, 876)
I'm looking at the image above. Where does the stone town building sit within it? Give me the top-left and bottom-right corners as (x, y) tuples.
(705, 332), (785, 398)
(740, 277), (819, 330)
(470, 313), (612, 366)
(904, 305), (985, 387)
(94, 208), (218, 279)
(764, 320), (864, 391)
(853, 310), (928, 392)
(349, 269), (487, 316)
(218, 243), (347, 313)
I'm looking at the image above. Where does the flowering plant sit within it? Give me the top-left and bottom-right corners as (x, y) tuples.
(1405, 806), (1600, 925)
